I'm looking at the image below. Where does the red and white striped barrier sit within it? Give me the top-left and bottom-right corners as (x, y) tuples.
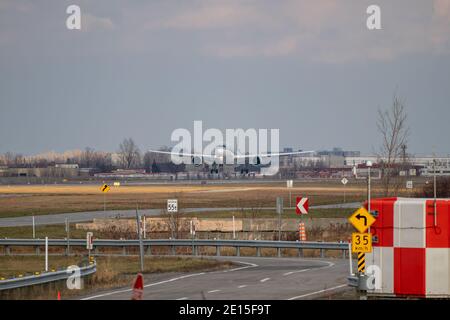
(366, 197), (450, 298)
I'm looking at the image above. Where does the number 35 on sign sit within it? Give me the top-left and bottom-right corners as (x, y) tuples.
(352, 233), (372, 253)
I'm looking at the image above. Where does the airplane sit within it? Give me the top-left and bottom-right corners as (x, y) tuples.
(147, 146), (315, 175)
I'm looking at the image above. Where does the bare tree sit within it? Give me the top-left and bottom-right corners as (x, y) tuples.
(118, 138), (141, 169)
(81, 147), (96, 168)
(377, 95), (410, 196)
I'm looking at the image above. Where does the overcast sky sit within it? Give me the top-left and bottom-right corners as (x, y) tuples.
(0, 0), (449, 156)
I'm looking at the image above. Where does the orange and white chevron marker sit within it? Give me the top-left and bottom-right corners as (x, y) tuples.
(298, 222), (307, 241)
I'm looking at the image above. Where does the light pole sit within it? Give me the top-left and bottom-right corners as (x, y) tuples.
(366, 160), (373, 271)
(366, 161), (373, 216)
(433, 157), (437, 226)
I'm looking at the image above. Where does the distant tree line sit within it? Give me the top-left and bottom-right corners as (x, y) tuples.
(0, 138), (181, 174)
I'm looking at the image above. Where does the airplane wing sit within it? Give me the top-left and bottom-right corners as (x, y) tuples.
(147, 149), (216, 158)
(233, 151), (315, 158)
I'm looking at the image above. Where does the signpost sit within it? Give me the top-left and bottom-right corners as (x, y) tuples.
(167, 199), (178, 213)
(100, 184), (110, 212)
(296, 197), (309, 215)
(287, 180), (293, 207)
(65, 218), (70, 256)
(167, 199), (178, 239)
(348, 207), (375, 233)
(45, 236), (48, 272)
(86, 232), (93, 259)
(341, 177), (348, 203)
(135, 207), (144, 272)
(406, 180), (413, 189)
(32, 215), (35, 239)
(276, 197), (283, 241)
(348, 207), (376, 275)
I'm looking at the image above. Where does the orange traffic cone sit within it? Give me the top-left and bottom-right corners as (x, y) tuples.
(131, 273), (144, 300)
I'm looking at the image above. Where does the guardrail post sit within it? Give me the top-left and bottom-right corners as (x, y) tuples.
(35, 246), (40, 256)
(172, 245), (176, 256)
(122, 246), (127, 256)
(236, 247), (240, 257)
(216, 246), (220, 256)
(277, 248), (281, 258)
(320, 249), (325, 258)
(256, 247), (261, 257)
(342, 249), (346, 259)
(146, 246), (152, 256)
(5, 246), (10, 256)
(298, 248), (303, 258)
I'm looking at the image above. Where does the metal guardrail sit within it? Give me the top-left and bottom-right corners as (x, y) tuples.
(0, 238), (348, 250)
(347, 275), (359, 287)
(0, 238), (349, 259)
(0, 262), (96, 291)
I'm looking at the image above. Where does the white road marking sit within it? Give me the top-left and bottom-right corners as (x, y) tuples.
(176, 297), (188, 300)
(260, 278), (270, 283)
(283, 269), (310, 276)
(81, 272), (206, 300)
(207, 289), (221, 293)
(287, 284), (347, 300)
(238, 285), (248, 288)
(81, 260), (258, 300)
(283, 261), (334, 276)
(221, 261), (258, 273)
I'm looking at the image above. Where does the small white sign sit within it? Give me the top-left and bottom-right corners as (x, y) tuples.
(113, 182), (120, 187)
(167, 199), (178, 213)
(406, 181), (413, 189)
(86, 232), (93, 250)
(341, 177), (348, 185)
(287, 180), (293, 188)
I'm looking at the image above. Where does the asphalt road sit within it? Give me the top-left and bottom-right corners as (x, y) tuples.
(0, 203), (359, 227)
(79, 256), (350, 300)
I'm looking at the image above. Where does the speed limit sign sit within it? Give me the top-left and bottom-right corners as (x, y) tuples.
(351, 232), (372, 253)
(167, 199), (178, 213)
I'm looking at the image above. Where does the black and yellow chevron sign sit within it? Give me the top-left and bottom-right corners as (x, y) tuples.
(358, 252), (365, 273)
(101, 184), (110, 193)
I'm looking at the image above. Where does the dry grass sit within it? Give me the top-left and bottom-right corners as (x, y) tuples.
(0, 255), (234, 300)
(0, 182), (372, 218)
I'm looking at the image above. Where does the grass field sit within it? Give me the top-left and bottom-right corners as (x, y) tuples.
(0, 181), (382, 218)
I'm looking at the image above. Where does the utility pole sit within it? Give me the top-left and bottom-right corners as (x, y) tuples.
(65, 218), (70, 256)
(433, 149), (437, 226)
(32, 215), (35, 239)
(232, 215), (236, 240)
(45, 236), (48, 272)
(135, 204), (144, 272)
(276, 197), (283, 241)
